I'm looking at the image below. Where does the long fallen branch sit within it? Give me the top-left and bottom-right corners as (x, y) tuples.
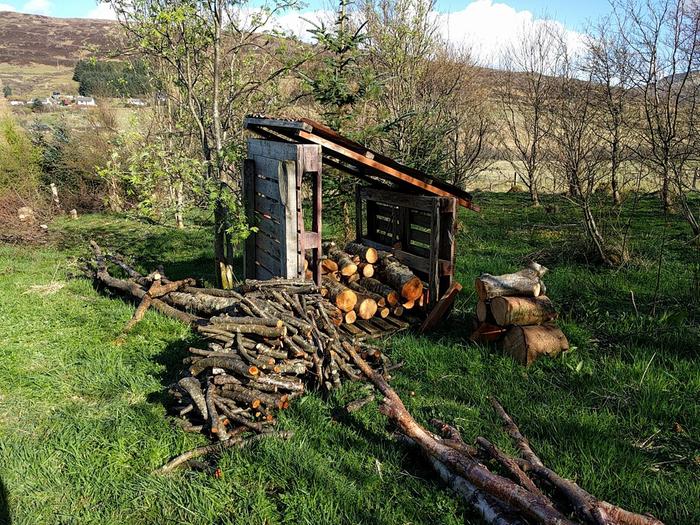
(345, 346), (665, 525)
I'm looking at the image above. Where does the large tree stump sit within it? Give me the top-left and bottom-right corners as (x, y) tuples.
(502, 324), (569, 366)
(475, 262), (548, 301)
(490, 296), (557, 327)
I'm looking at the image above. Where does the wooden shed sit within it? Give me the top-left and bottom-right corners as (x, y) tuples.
(242, 117), (475, 330)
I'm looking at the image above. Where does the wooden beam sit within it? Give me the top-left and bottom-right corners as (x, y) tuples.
(244, 117), (313, 132)
(419, 282), (463, 333)
(296, 129), (473, 208)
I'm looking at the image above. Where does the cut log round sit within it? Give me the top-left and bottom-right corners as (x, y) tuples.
(354, 295), (378, 320)
(358, 262), (375, 278)
(321, 258), (339, 274)
(344, 242), (379, 264)
(377, 252), (423, 301)
(358, 277), (400, 306)
(377, 307), (390, 318)
(476, 301), (493, 323)
(490, 296), (557, 327)
(344, 310), (357, 324)
(392, 306), (404, 317)
(502, 324), (569, 366)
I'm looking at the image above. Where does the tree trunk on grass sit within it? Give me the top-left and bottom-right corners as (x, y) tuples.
(502, 325), (569, 366)
(490, 296), (557, 327)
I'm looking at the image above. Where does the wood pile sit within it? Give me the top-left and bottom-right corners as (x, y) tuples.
(350, 347), (665, 525)
(85, 242), (663, 524)
(310, 241), (424, 326)
(85, 242), (393, 472)
(471, 262), (570, 365)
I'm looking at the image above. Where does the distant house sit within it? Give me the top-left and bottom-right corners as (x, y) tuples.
(51, 91), (61, 100)
(9, 100), (25, 106)
(76, 96), (96, 106)
(127, 98), (147, 107)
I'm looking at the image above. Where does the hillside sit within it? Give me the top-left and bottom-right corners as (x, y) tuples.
(0, 11), (117, 66)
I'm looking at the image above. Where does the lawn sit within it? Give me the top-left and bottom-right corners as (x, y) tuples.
(0, 193), (698, 525)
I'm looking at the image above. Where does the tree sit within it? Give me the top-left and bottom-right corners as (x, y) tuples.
(585, 17), (635, 206)
(359, 0), (493, 187)
(301, 0), (376, 240)
(2, 85), (11, 98)
(497, 20), (562, 205)
(612, 0), (700, 236)
(549, 39), (623, 266)
(106, 0), (305, 287)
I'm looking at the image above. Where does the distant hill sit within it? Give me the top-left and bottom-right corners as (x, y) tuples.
(0, 11), (118, 66)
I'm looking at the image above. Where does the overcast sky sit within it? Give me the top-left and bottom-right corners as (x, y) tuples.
(0, 0), (613, 63)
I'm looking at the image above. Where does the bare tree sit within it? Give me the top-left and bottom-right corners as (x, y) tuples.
(497, 20), (562, 206)
(549, 38), (622, 265)
(613, 0), (700, 236)
(585, 16), (635, 206)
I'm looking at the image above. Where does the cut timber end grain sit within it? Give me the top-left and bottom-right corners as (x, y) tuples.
(322, 242), (358, 276)
(322, 277), (357, 312)
(502, 324), (569, 366)
(358, 262), (375, 278)
(490, 295), (557, 327)
(354, 297), (378, 320)
(476, 301), (491, 323)
(321, 259), (339, 274)
(344, 310), (357, 324)
(344, 242), (379, 264)
(378, 307), (390, 318)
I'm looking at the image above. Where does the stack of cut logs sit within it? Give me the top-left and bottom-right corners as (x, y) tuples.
(306, 241), (424, 325)
(85, 242), (393, 472)
(471, 262), (570, 366)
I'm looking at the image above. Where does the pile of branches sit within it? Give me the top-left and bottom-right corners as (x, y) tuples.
(85, 242), (663, 524)
(348, 347), (664, 525)
(85, 242), (393, 472)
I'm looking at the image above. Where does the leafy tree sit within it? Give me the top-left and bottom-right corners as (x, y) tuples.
(107, 0), (305, 287)
(73, 59), (151, 97)
(2, 85), (11, 98)
(0, 116), (42, 197)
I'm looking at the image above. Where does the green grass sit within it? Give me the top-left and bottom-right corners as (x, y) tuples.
(0, 194), (698, 524)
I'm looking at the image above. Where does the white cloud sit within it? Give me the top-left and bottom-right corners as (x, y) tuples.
(271, 0), (583, 65)
(86, 3), (116, 20)
(272, 9), (334, 40)
(22, 0), (51, 15)
(0, 3), (17, 12)
(438, 0), (584, 64)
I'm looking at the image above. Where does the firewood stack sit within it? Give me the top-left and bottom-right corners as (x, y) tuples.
(471, 262), (570, 366)
(308, 241), (424, 325)
(85, 242), (393, 471)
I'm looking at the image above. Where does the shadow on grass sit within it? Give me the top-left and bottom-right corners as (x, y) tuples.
(0, 478), (10, 525)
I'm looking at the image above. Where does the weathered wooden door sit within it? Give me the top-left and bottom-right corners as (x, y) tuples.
(243, 139), (322, 282)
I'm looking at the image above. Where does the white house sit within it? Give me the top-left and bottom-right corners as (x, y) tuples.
(76, 96), (96, 106)
(127, 98), (147, 107)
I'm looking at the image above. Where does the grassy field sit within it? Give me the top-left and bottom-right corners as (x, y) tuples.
(0, 193), (698, 525)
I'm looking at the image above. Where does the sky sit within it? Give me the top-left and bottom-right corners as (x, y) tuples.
(0, 0), (614, 63)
